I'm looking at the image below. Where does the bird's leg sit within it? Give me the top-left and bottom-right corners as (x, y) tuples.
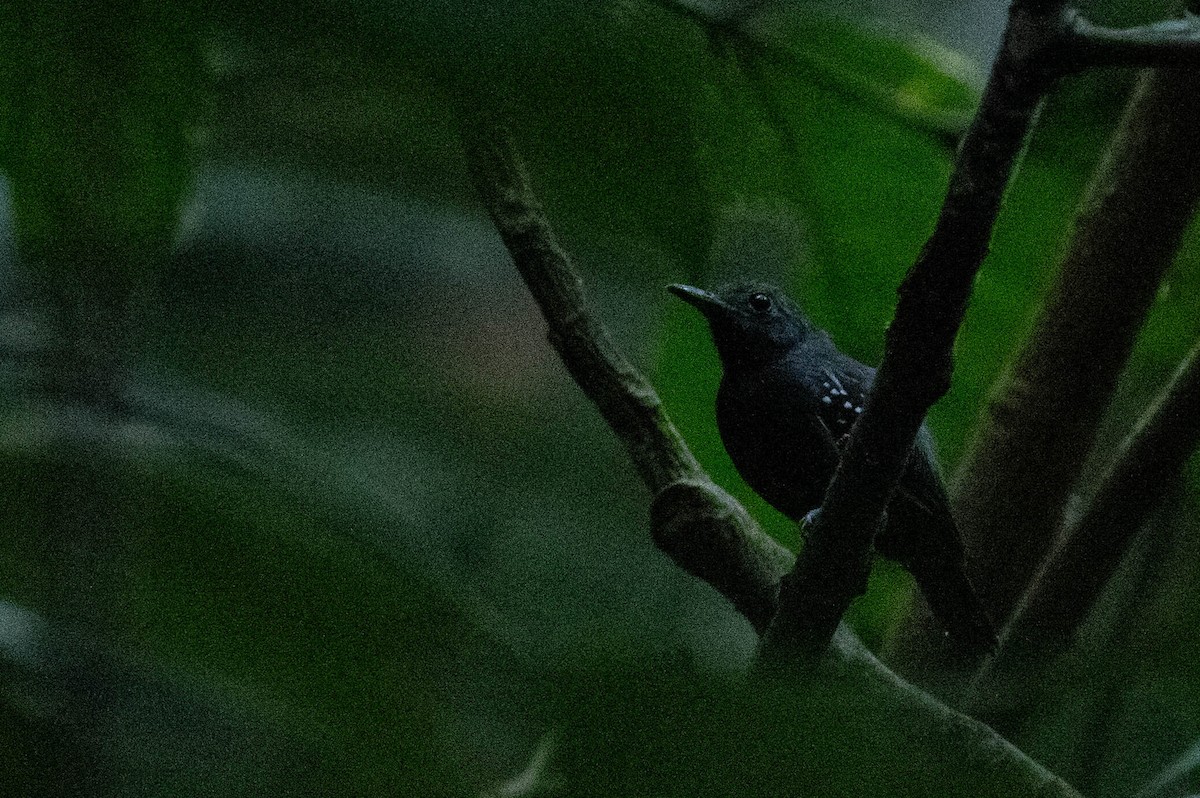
(801, 506), (822, 530)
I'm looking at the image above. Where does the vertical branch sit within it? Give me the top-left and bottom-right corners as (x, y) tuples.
(939, 15), (1200, 650)
(967, 338), (1200, 729)
(755, 0), (1200, 663)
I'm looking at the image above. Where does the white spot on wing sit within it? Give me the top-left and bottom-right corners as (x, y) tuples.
(823, 369), (846, 395)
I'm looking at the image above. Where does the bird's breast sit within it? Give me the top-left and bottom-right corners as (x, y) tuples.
(715, 377), (835, 521)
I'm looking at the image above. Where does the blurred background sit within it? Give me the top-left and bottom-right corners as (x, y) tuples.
(1, 0), (1199, 795)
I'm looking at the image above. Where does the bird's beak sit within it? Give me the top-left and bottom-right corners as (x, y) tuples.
(667, 284), (726, 319)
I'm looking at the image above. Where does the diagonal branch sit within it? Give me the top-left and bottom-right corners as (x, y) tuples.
(1134, 736), (1200, 798)
(759, 0), (1065, 661)
(460, 112), (789, 630)
(459, 120), (695, 494)
(968, 338), (1200, 724)
(458, 110), (1083, 798)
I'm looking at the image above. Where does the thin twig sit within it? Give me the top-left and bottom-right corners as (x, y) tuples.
(459, 113), (1083, 798)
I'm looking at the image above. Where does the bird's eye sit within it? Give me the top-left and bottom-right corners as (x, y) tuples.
(748, 293), (772, 312)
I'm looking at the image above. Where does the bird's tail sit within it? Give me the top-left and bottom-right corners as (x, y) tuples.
(908, 557), (998, 657)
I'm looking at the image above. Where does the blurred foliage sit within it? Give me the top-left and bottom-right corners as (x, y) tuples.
(0, 2), (206, 323)
(0, 0), (1199, 796)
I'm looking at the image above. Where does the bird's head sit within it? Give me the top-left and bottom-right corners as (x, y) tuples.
(668, 282), (814, 370)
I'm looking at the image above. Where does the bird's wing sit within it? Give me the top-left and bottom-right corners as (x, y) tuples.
(760, 369), (845, 464)
(811, 359), (872, 445)
(808, 356), (953, 522)
(768, 352), (855, 459)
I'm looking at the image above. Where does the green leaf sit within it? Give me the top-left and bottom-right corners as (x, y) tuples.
(752, 8), (983, 139)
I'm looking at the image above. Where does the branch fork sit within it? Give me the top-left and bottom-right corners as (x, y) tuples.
(456, 0), (1200, 787)
(761, 0), (1200, 662)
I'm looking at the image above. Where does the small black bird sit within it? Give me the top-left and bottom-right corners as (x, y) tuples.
(669, 281), (996, 655)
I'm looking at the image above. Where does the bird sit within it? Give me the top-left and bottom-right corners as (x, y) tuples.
(668, 280), (996, 655)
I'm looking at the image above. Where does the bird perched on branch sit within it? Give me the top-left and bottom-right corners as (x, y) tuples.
(668, 281), (996, 655)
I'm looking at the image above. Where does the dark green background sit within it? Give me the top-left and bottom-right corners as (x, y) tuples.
(0, 0), (1198, 795)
